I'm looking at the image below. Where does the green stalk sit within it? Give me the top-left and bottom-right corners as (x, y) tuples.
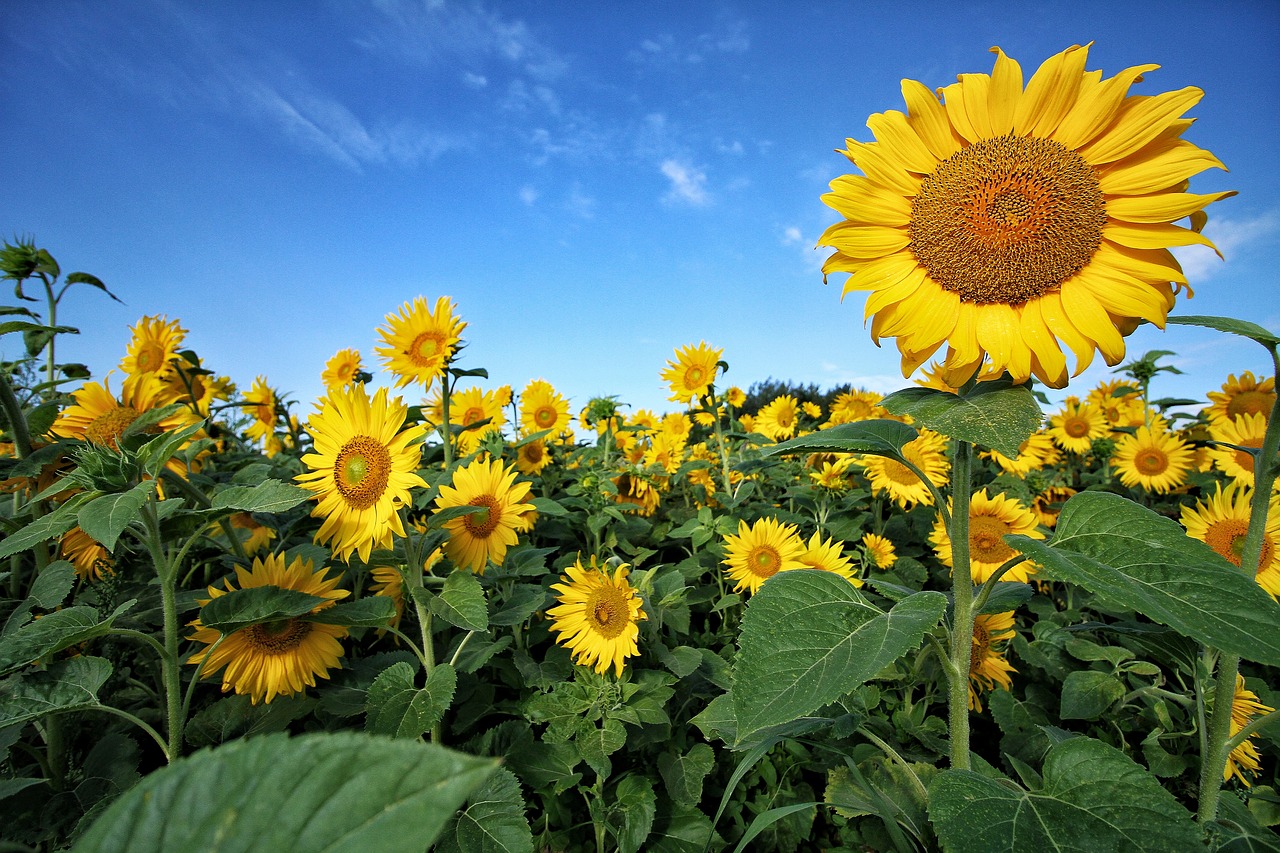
(400, 513), (442, 743)
(41, 273), (57, 398)
(439, 371), (454, 470)
(138, 500), (185, 761)
(946, 439), (975, 770)
(707, 390), (734, 497)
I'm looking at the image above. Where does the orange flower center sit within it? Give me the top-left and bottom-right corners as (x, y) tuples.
(586, 585), (629, 639)
(244, 618), (313, 654)
(462, 493), (502, 538)
(534, 406), (558, 428)
(1204, 519), (1274, 572)
(85, 406), (143, 448)
(134, 342), (167, 373)
(1064, 416), (1090, 438)
(408, 332), (445, 367)
(461, 406), (485, 426)
(685, 366), (706, 386)
(969, 515), (1016, 565)
(1227, 390), (1274, 420)
(748, 545), (782, 579)
(1135, 447), (1169, 475)
(334, 435), (391, 509)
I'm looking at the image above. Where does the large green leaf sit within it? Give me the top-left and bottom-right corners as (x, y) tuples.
(880, 380), (1043, 457)
(197, 587), (327, 635)
(732, 570), (946, 745)
(365, 661), (456, 739)
(757, 419), (917, 459)
(71, 731), (497, 853)
(0, 496), (85, 559)
(1009, 492), (1280, 666)
(76, 481), (157, 551)
(210, 480), (313, 513)
(610, 775), (657, 853)
(429, 570), (489, 632)
(304, 596), (396, 628)
(657, 743), (715, 807)
(928, 736), (1201, 852)
(435, 767), (533, 853)
(1167, 315), (1280, 349)
(136, 419), (207, 478)
(0, 601), (134, 676)
(0, 655), (112, 728)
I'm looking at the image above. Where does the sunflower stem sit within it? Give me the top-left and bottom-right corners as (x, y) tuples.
(439, 369), (454, 470)
(139, 499), (186, 762)
(945, 438), (975, 771)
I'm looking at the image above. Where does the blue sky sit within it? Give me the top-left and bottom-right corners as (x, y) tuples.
(3, 0), (1278, 423)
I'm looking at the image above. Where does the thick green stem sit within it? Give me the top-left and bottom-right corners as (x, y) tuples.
(140, 501), (185, 762)
(708, 391), (734, 497)
(42, 274), (57, 399)
(439, 371), (454, 469)
(0, 371), (33, 459)
(946, 439), (975, 770)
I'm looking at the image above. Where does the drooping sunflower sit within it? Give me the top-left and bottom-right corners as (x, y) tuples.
(721, 517), (808, 596)
(241, 376), (278, 444)
(433, 456), (535, 573)
(1208, 412), (1267, 487)
(969, 612), (1017, 712)
(119, 315), (186, 380)
(295, 385), (428, 563)
(861, 427), (950, 508)
(1206, 371), (1275, 426)
(1223, 674), (1274, 786)
(755, 395), (801, 442)
(547, 555), (648, 677)
(1111, 425), (1194, 494)
(798, 531), (862, 586)
(321, 348), (364, 390)
(186, 554), (350, 705)
(1047, 398), (1108, 454)
(861, 532), (898, 570)
(661, 341), (723, 404)
(1181, 482), (1280, 597)
(60, 527), (114, 582)
(376, 296), (466, 390)
(519, 378), (571, 438)
(931, 488), (1044, 583)
(818, 44), (1231, 389)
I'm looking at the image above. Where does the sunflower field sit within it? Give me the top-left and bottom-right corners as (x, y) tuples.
(2, 44), (1280, 853)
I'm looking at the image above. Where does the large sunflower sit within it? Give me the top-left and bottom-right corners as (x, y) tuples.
(186, 554), (350, 705)
(433, 456), (534, 573)
(827, 389), (886, 424)
(547, 556), (647, 677)
(1112, 425), (1194, 494)
(295, 385), (428, 563)
(1181, 482), (1280, 597)
(969, 611), (1017, 712)
(754, 395), (800, 441)
(721, 516), (808, 595)
(798, 531), (862, 586)
(1206, 372), (1275, 426)
(818, 44), (1231, 388)
(519, 378), (572, 438)
(861, 427), (951, 508)
(661, 341), (723, 404)
(931, 488), (1044, 583)
(376, 296), (466, 389)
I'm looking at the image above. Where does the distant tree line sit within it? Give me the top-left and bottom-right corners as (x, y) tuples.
(736, 377), (858, 417)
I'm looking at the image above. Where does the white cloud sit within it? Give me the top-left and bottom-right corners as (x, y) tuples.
(628, 15), (749, 66)
(565, 183), (596, 219)
(1171, 209), (1280, 280)
(463, 71), (488, 88)
(661, 159), (710, 206)
(782, 226), (803, 245)
(519, 185), (539, 205)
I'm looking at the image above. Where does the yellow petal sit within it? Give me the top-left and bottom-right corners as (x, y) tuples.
(1093, 240), (1187, 285)
(1097, 139), (1225, 195)
(896, 282), (960, 352)
(1052, 64), (1158, 150)
(864, 266), (927, 319)
(974, 303), (1023, 378)
(866, 110), (937, 175)
(1104, 220), (1222, 257)
(1039, 291), (1097, 375)
(1059, 279), (1126, 365)
(902, 78), (962, 160)
(1073, 265), (1170, 326)
(987, 47), (1023, 136)
(941, 79), (985, 144)
(1013, 43), (1091, 138)
(900, 338), (946, 378)
(823, 174), (913, 225)
(1019, 301), (1067, 383)
(819, 222), (911, 258)
(948, 303), (983, 366)
(839, 252), (920, 298)
(1078, 87), (1204, 165)
(844, 140), (922, 197)
(1106, 190), (1236, 224)
(1029, 350), (1070, 389)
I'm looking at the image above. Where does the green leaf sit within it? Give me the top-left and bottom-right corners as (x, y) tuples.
(646, 808), (723, 853)
(1059, 670), (1126, 720)
(657, 743), (715, 807)
(72, 731), (497, 853)
(928, 736), (1201, 852)
(0, 656), (112, 728)
(436, 767), (533, 853)
(758, 419), (917, 458)
(76, 481), (156, 551)
(185, 694), (315, 748)
(1167, 314), (1280, 349)
(611, 775), (657, 853)
(65, 270), (123, 303)
(135, 419), (207, 478)
(365, 661), (456, 739)
(488, 584), (547, 627)
(0, 497), (84, 559)
(304, 597), (395, 628)
(0, 601), (133, 676)
(26, 560), (76, 611)
(880, 380), (1043, 457)
(197, 587), (326, 635)
(1212, 792), (1280, 852)
(578, 718), (627, 779)
(732, 571), (946, 746)
(210, 479), (313, 513)
(1009, 492), (1280, 666)
(977, 581), (1034, 615)
(429, 570), (488, 632)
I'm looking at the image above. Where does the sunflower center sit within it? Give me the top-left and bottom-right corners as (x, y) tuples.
(462, 494), (502, 538)
(408, 332), (445, 366)
(244, 618), (313, 654)
(748, 545), (782, 579)
(534, 406), (558, 428)
(522, 442), (545, 464)
(134, 342), (166, 372)
(1064, 417), (1090, 438)
(686, 366), (705, 386)
(1205, 520), (1273, 571)
(881, 459), (921, 486)
(1228, 391), (1273, 420)
(334, 435), (392, 509)
(1135, 447), (1169, 475)
(970, 624), (993, 675)
(586, 585), (629, 639)
(969, 515), (1015, 564)
(85, 406), (143, 448)
(909, 135), (1106, 305)
(461, 406), (485, 426)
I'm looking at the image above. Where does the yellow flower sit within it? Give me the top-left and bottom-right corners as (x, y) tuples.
(931, 489), (1043, 583)
(187, 554), (350, 705)
(119, 315), (186, 379)
(241, 376), (277, 444)
(515, 436), (553, 476)
(1111, 425), (1194, 494)
(519, 378), (571, 437)
(725, 386), (747, 408)
(861, 532), (897, 569)
(801, 401), (823, 420)
(369, 548), (444, 634)
(321, 348), (364, 390)
(547, 556), (647, 677)
(1031, 485), (1077, 528)
(861, 427), (950, 509)
(1087, 379), (1146, 429)
(662, 341), (723, 404)
(969, 612), (1017, 712)
(1182, 482), (1280, 598)
(798, 531), (861, 586)
(818, 44), (1230, 389)
(433, 457), (534, 573)
(229, 512), (277, 556)
(295, 385), (428, 563)
(1206, 372), (1275, 426)
(1223, 674), (1274, 786)
(429, 386), (507, 457)
(60, 527), (114, 582)
(1208, 412), (1267, 487)
(984, 431), (1058, 477)
(828, 389), (885, 424)
(612, 471), (660, 517)
(1047, 398), (1108, 454)
(721, 517), (808, 596)
(376, 296), (466, 390)
(810, 458), (853, 491)
(755, 395), (800, 441)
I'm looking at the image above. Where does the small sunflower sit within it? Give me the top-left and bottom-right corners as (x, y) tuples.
(187, 554), (350, 705)
(1206, 372), (1275, 426)
(515, 436), (553, 476)
(519, 378), (571, 437)
(660, 412), (693, 445)
(119, 315), (186, 380)
(376, 296), (466, 390)
(725, 386), (747, 408)
(1223, 674), (1274, 786)
(433, 456), (535, 573)
(818, 44), (1230, 389)
(241, 376), (278, 444)
(827, 389), (886, 424)
(1047, 398), (1109, 454)
(861, 532), (898, 570)
(229, 512), (277, 556)
(984, 431), (1058, 477)
(931, 488), (1044, 583)
(1182, 482), (1280, 597)
(321, 348), (364, 390)
(643, 431), (686, 475)
(429, 386), (507, 457)
(60, 527), (114, 582)
(295, 385), (428, 563)
(801, 401), (823, 420)
(1112, 425), (1194, 494)
(547, 555), (647, 677)
(861, 427), (951, 509)
(810, 458), (853, 491)
(1088, 380), (1147, 429)
(799, 531), (862, 586)
(1209, 412), (1267, 487)
(721, 517), (808, 595)
(612, 471), (660, 517)
(754, 395), (800, 442)
(969, 611), (1017, 712)
(1031, 485), (1077, 528)
(661, 341), (723, 404)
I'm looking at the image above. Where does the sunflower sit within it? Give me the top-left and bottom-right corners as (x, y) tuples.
(229, 512), (277, 556)
(861, 427), (950, 508)
(321, 348), (364, 390)
(1224, 674), (1274, 786)
(969, 612), (1017, 712)
(433, 456), (534, 573)
(1208, 412), (1267, 487)
(429, 385), (507, 457)
(547, 555), (647, 677)
(295, 385), (428, 563)
(721, 517), (808, 595)
(1206, 372), (1275, 426)
(119, 315), (186, 380)
(1031, 485), (1077, 528)
(643, 431), (686, 475)
(799, 531), (862, 586)
(1111, 425), (1194, 494)
(725, 386), (747, 408)
(1047, 398), (1108, 454)
(810, 458), (853, 491)
(828, 389), (886, 424)
(241, 376), (277, 444)
(612, 471), (660, 517)
(187, 554), (349, 704)
(755, 395), (801, 442)
(861, 532), (898, 569)
(515, 436), (553, 476)
(1087, 380), (1147, 429)
(801, 401), (823, 420)
(369, 548), (444, 634)
(984, 431), (1058, 477)
(931, 488), (1044, 583)
(519, 378), (571, 437)
(818, 44), (1230, 389)
(376, 296), (466, 390)
(660, 412), (693, 445)
(60, 527), (114, 582)
(662, 341), (723, 404)
(1182, 483), (1280, 597)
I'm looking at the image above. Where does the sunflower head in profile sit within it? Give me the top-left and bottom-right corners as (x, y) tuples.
(547, 555), (648, 677)
(187, 553), (350, 705)
(861, 532), (898, 570)
(295, 385), (428, 563)
(818, 44), (1232, 389)
(721, 516), (808, 595)
(433, 456), (534, 573)
(969, 611), (1017, 712)
(1181, 482), (1280, 598)
(661, 341), (724, 404)
(931, 488), (1044, 583)
(241, 376), (278, 444)
(375, 296), (466, 390)
(60, 527), (114, 582)
(1111, 425), (1194, 494)
(1223, 674), (1274, 786)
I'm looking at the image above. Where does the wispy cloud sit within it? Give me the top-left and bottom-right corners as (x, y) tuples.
(661, 160), (710, 206)
(1171, 208), (1280, 280)
(629, 14), (750, 66)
